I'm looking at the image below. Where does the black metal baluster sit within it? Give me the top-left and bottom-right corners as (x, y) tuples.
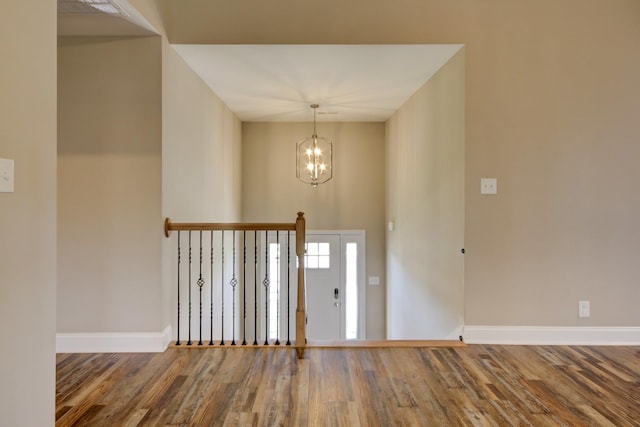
(188, 231), (193, 346)
(286, 230), (291, 346)
(209, 230), (214, 346)
(275, 231), (280, 345)
(264, 230), (270, 345)
(253, 230), (258, 346)
(176, 231), (181, 346)
(231, 230), (237, 346)
(197, 231), (204, 346)
(220, 230), (225, 345)
(242, 230), (247, 346)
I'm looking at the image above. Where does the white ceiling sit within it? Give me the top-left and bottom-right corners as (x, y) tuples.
(173, 44), (463, 122)
(57, 1), (462, 123)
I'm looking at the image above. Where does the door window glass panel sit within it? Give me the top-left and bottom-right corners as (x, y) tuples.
(345, 242), (358, 339)
(318, 255), (330, 269)
(268, 243), (280, 340)
(305, 241), (330, 269)
(307, 255), (319, 269)
(307, 242), (319, 255)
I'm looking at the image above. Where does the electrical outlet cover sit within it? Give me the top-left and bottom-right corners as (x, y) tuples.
(578, 300), (590, 318)
(0, 158), (14, 193)
(480, 178), (497, 195)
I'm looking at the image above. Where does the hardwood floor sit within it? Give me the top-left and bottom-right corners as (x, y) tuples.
(56, 345), (640, 426)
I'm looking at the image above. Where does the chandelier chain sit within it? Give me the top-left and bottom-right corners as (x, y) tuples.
(311, 104), (318, 136)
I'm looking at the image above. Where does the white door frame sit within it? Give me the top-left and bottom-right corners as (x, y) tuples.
(307, 230), (366, 340)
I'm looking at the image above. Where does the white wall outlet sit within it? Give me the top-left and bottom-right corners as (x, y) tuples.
(578, 300), (590, 318)
(0, 158), (14, 193)
(368, 276), (380, 286)
(480, 178), (497, 195)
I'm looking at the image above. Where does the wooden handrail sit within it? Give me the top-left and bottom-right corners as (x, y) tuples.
(163, 212), (307, 358)
(165, 218), (296, 237)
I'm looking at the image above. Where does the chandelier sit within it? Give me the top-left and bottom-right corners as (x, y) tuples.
(296, 104), (333, 187)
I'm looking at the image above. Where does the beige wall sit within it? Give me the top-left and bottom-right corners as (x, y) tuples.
(161, 38), (242, 333)
(386, 50), (465, 339)
(162, 45), (241, 222)
(162, 0), (640, 328)
(57, 0), (243, 338)
(242, 122), (386, 338)
(0, 1), (57, 425)
(460, 1), (640, 326)
(57, 36), (163, 333)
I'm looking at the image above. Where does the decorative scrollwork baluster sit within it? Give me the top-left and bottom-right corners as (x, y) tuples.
(197, 231), (204, 346)
(231, 230), (237, 346)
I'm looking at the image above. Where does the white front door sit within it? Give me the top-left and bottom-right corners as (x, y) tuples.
(305, 234), (342, 340)
(264, 231), (365, 342)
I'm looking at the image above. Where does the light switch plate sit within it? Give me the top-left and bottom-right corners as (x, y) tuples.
(480, 178), (497, 195)
(368, 276), (380, 286)
(0, 158), (14, 193)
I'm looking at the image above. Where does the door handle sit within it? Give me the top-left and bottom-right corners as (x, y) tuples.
(334, 288), (339, 299)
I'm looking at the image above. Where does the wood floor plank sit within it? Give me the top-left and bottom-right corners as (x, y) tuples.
(121, 408), (148, 427)
(71, 404), (106, 426)
(56, 379), (114, 427)
(290, 357), (310, 426)
(56, 344), (640, 426)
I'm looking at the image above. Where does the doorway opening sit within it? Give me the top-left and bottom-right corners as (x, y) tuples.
(266, 231), (365, 341)
(305, 232), (365, 340)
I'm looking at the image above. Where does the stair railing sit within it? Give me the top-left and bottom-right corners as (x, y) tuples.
(164, 212), (307, 358)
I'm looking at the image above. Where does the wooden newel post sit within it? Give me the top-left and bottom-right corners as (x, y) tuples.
(295, 212), (306, 359)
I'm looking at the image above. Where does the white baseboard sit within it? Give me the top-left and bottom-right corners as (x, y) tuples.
(463, 325), (640, 346)
(56, 325), (172, 353)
